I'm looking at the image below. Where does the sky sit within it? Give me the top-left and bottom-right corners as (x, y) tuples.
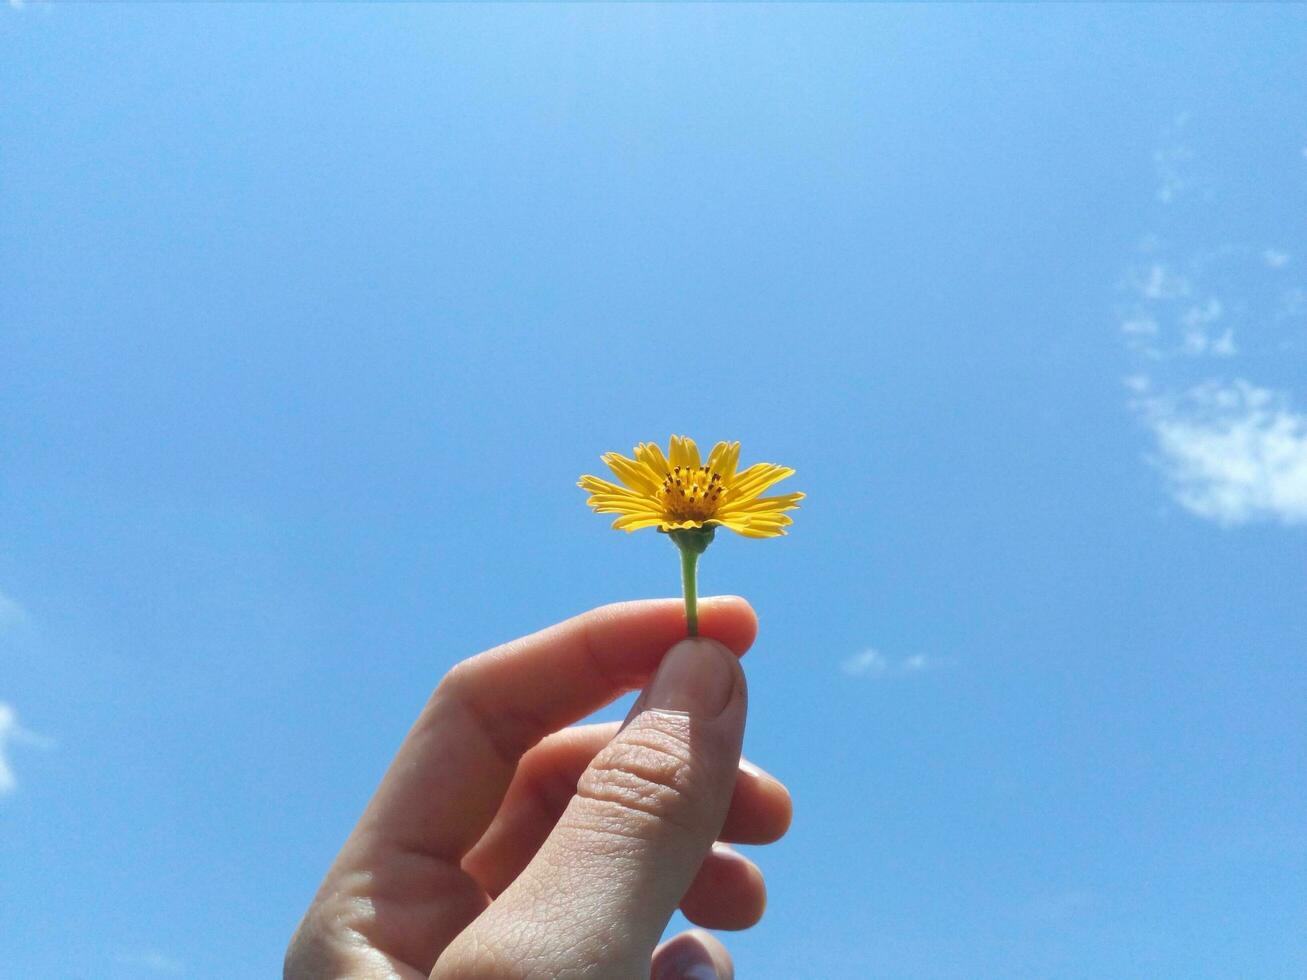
(2, 5), (1306, 979)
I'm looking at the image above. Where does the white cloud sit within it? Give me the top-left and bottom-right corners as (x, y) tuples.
(842, 649), (888, 676)
(0, 706), (18, 795)
(1123, 374), (1151, 394)
(1139, 380), (1307, 525)
(1177, 298), (1236, 357)
(0, 703), (52, 796)
(1139, 263), (1191, 301)
(1119, 118), (1306, 527)
(1120, 266), (1238, 362)
(841, 649), (942, 678)
(0, 591), (27, 631)
(115, 950), (185, 975)
(1209, 330), (1237, 357)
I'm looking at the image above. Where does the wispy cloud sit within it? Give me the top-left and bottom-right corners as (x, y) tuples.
(841, 648), (943, 678)
(1153, 113), (1203, 205)
(115, 949), (185, 975)
(1137, 380), (1307, 525)
(0, 591), (27, 632)
(1117, 115), (1307, 527)
(0, 702), (53, 796)
(1263, 249), (1291, 270)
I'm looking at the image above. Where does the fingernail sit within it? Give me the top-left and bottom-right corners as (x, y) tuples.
(646, 638), (736, 717)
(654, 959), (719, 980)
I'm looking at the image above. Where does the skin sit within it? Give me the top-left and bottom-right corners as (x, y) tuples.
(286, 597), (792, 979)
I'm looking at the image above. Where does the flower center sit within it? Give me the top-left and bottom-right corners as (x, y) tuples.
(660, 465), (725, 521)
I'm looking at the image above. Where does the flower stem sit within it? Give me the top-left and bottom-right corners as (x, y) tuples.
(680, 544), (700, 636)
(667, 526), (715, 638)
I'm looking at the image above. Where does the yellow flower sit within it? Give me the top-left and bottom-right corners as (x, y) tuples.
(578, 435), (804, 538)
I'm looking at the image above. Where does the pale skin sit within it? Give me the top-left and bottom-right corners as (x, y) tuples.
(286, 597), (792, 979)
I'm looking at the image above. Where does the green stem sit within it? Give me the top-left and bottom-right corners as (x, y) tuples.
(680, 543), (700, 636)
(668, 526), (715, 638)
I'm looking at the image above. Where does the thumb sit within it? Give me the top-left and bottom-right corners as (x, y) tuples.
(434, 637), (746, 979)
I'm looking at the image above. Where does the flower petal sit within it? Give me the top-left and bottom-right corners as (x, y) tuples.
(719, 441), (741, 481)
(706, 441), (731, 473)
(717, 491), (805, 516)
(612, 513), (666, 532)
(682, 436), (702, 470)
(586, 496), (661, 515)
(579, 475), (649, 500)
(635, 441), (672, 477)
(668, 436), (685, 470)
(602, 452), (661, 495)
(669, 435), (702, 471)
(727, 464), (796, 502)
(715, 514), (755, 535)
(735, 524), (787, 538)
(665, 518), (708, 529)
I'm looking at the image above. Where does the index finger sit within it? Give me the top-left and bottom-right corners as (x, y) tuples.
(350, 596), (757, 864)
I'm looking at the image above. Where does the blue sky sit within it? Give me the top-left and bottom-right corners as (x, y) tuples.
(3, 5), (1306, 978)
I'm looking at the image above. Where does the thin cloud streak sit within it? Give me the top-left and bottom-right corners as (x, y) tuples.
(841, 649), (943, 678)
(115, 949), (186, 975)
(0, 591), (27, 631)
(0, 703), (53, 796)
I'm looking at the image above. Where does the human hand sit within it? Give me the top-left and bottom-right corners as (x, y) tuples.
(285, 597), (791, 979)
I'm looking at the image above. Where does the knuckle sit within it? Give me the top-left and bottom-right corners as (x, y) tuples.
(429, 658), (546, 767)
(573, 720), (705, 838)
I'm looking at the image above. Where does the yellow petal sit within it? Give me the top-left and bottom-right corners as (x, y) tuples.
(744, 515), (794, 531)
(612, 513), (667, 531)
(669, 435), (698, 470)
(716, 511), (793, 538)
(727, 464), (795, 502)
(719, 441), (741, 481)
(578, 475), (643, 498)
(736, 525), (787, 538)
(682, 436), (701, 470)
(715, 514), (755, 535)
(586, 496), (660, 515)
(717, 491), (805, 516)
(635, 442), (671, 477)
(706, 441), (730, 472)
(663, 518), (709, 530)
(668, 436), (684, 469)
(602, 452), (661, 495)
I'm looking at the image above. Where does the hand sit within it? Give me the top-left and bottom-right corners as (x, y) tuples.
(286, 597), (792, 979)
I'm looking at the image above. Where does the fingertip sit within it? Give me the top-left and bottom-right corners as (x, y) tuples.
(768, 783), (792, 830)
(652, 929), (734, 980)
(679, 845), (767, 932)
(580, 596), (756, 658)
(723, 760), (792, 844)
(696, 596), (758, 657)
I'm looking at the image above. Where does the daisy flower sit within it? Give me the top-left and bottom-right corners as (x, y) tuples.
(579, 435), (803, 634)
